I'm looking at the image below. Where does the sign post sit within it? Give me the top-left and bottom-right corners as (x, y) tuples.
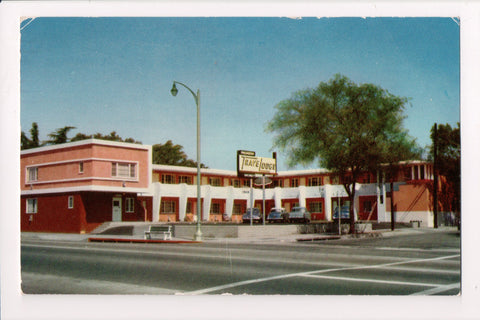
(237, 151), (277, 225)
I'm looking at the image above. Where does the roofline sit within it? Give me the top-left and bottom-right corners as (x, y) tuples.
(152, 164), (238, 176)
(21, 139), (150, 155)
(21, 185), (152, 196)
(153, 160), (430, 177)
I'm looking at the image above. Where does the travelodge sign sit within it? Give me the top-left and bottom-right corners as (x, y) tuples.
(237, 150), (277, 176)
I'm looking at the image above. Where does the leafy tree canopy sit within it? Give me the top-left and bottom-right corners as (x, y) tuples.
(46, 126), (76, 145)
(21, 122), (40, 150)
(266, 74), (420, 175)
(152, 140), (206, 168)
(266, 74), (420, 231)
(429, 122), (460, 214)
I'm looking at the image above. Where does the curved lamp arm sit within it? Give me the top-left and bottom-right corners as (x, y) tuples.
(171, 81), (199, 105)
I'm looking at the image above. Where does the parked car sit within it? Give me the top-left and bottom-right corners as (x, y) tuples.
(288, 207), (311, 223)
(242, 208), (262, 223)
(333, 205), (350, 219)
(267, 208), (288, 223)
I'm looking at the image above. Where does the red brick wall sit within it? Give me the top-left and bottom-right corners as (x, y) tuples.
(21, 193), (85, 233)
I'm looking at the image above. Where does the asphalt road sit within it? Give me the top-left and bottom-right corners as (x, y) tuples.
(21, 229), (460, 295)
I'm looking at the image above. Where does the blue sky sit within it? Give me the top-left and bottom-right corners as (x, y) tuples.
(20, 17), (460, 171)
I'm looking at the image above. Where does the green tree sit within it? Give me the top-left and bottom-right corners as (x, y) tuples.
(429, 123), (460, 221)
(152, 140), (206, 168)
(46, 126), (76, 145)
(21, 131), (32, 150)
(70, 131), (142, 144)
(21, 122), (41, 150)
(71, 132), (93, 142)
(30, 122), (40, 147)
(266, 74), (419, 233)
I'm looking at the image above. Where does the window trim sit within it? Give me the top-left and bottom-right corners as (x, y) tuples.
(179, 175), (193, 185)
(291, 178), (299, 188)
(209, 177), (222, 187)
(309, 201), (323, 213)
(307, 176), (322, 187)
(68, 196), (74, 209)
(161, 174), (176, 184)
(26, 198), (38, 214)
(210, 203), (221, 214)
(160, 200), (177, 214)
(111, 162), (137, 179)
(125, 197), (135, 213)
(26, 167), (38, 183)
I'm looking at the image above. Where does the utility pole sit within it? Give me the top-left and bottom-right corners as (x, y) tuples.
(433, 123), (438, 228)
(390, 179), (395, 231)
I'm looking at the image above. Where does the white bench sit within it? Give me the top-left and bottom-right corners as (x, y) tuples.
(144, 225), (172, 240)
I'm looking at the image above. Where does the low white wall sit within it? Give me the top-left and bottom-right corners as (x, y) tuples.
(173, 224), (299, 239)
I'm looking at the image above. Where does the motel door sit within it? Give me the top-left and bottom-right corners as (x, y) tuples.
(112, 197), (122, 222)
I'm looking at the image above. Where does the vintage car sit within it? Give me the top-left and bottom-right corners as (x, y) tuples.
(333, 205), (350, 219)
(288, 207), (311, 223)
(242, 208), (262, 223)
(267, 208), (288, 223)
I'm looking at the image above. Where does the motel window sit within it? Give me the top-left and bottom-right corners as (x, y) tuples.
(161, 174), (176, 184)
(160, 200), (176, 214)
(243, 180), (250, 187)
(79, 162), (84, 173)
(291, 178), (299, 188)
(309, 202), (323, 213)
(111, 162), (136, 179)
(179, 175), (193, 184)
(210, 203), (221, 214)
(209, 177), (222, 187)
(273, 179), (284, 188)
(186, 201), (192, 214)
(27, 167), (38, 182)
(233, 203), (244, 215)
(26, 198), (37, 214)
(125, 198), (134, 213)
(68, 196), (74, 209)
(308, 177), (322, 187)
(231, 179), (241, 188)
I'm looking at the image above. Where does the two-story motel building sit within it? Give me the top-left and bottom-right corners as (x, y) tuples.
(21, 139), (444, 233)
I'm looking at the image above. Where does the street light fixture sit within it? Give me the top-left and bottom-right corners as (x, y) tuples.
(170, 81), (202, 241)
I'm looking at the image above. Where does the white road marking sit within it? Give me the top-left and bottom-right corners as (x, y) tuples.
(376, 247), (460, 253)
(376, 265), (460, 275)
(300, 274), (442, 287)
(184, 254), (460, 295)
(23, 242), (460, 295)
(410, 283), (460, 296)
(21, 242), (414, 268)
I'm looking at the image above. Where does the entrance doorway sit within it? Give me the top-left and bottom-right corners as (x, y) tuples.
(112, 197), (122, 222)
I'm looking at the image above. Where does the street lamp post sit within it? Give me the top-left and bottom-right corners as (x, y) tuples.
(170, 81), (202, 241)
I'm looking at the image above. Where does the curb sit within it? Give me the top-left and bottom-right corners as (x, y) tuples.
(87, 237), (202, 244)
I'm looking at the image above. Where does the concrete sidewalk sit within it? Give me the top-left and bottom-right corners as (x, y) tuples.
(21, 226), (458, 244)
